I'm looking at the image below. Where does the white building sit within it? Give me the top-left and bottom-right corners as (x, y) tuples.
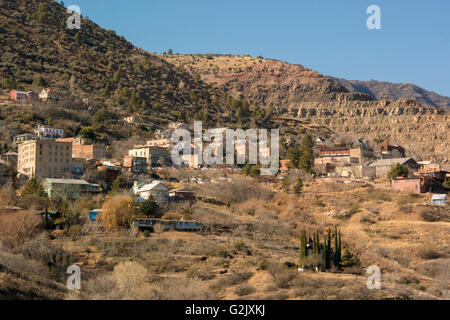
(134, 181), (169, 204)
(34, 125), (64, 140)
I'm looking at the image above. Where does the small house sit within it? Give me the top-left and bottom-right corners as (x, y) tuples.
(431, 194), (446, 206)
(89, 209), (104, 222)
(39, 88), (53, 101)
(391, 177), (422, 194)
(10, 90), (38, 101)
(135, 181), (169, 204)
(368, 157), (420, 178)
(43, 178), (101, 198)
(169, 188), (196, 203)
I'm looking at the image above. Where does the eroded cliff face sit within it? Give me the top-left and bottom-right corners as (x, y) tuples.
(281, 100), (449, 162)
(163, 54), (449, 162)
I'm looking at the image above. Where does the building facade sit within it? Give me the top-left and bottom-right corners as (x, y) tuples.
(43, 178), (100, 198)
(123, 155), (148, 173)
(18, 140), (72, 178)
(391, 178), (422, 194)
(128, 146), (171, 167)
(368, 157), (420, 178)
(35, 125), (64, 140)
(135, 181), (169, 204)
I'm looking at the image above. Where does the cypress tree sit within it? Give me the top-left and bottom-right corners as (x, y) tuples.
(313, 232), (317, 255)
(337, 230), (342, 267)
(300, 230), (307, 265)
(334, 226), (339, 267)
(325, 229), (331, 269)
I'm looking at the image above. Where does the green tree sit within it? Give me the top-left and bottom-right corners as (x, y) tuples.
(294, 177), (303, 194)
(78, 126), (97, 141)
(281, 176), (290, 193)
(298, 135), (315, 173)
(32, 76), (46, 87)
(1, 76), (17, 89)
(35, 3), (50, 23)
(22, 178), (46, 198)
(92, 107), (114, 129)
(333, 226), (342, 268)
(110, 176), (127, 194)
(286, 146), (300, 168)
(190, 90), (198, 102)
(324, 228), (332, 270)
(387, 163), (409, 180)
(139, 197), (159, 217)
(299, 230), (307, 266)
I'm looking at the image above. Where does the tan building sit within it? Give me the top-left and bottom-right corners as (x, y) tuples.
(56, 137), (105, 160)
(146, 138), (174, 149)
(18, 140), (72, 179)
(128, 145), (171, 167)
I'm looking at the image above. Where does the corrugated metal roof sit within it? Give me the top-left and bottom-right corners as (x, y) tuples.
(137, 181), (168, 192)
(46, 178), (98, 186)
(431, 194), (447, 200)
(368, 157), (414, 167)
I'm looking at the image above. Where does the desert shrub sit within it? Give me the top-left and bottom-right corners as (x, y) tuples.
(224, 271), (254, 286)
(366, 189), (392, 202)
(274, 270), (296, 289)
(360, 213), (377, 224)
(234, 284), (256, 296)
(418, 206), (449, 222)
(186, 264), (215, 280)
(0, 246), (47, 278)
(154, 276), (216, 300)
(99, 194), (136, 230)
(416, 245), (442, 260)
(200, 177), (274, 205)
(113, 261), (148, 298)
(192, 207), (235, 232)
(19, 235), (72, 281)
(0, 210), (41, 250)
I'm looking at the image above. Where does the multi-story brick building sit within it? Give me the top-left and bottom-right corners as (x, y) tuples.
(123, 155), (148, 173)
(17, 140), (72, 179)
(56, 137), (105, 160)
(128, 145), (171, 167)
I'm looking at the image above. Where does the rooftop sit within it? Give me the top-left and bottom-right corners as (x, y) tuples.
(45, 178), (98, 186)
(431, 194), (447, 200)
(137, 181), (168, 192)
(368, 157), (414, 167)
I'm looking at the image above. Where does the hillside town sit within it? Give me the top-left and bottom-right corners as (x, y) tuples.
(1, 91), (448, 216)
(0, 0), (449, 302)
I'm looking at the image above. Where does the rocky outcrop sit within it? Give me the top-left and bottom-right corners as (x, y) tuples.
(163, 54), (449, 162)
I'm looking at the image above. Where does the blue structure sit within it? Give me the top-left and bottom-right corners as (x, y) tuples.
(431, 194), (447, 206)
(131, 218), (200, 232)
(89, 209), (103, 222)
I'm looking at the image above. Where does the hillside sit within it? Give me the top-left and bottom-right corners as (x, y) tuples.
(162, 54), (449, 162)
(331, 78), (450, 110)
(0, 0), (242, 148)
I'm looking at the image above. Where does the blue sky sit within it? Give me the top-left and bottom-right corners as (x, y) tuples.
(69, 0), (450, 97)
